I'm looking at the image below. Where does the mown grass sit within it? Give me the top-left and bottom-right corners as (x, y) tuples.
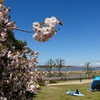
(34, 83), (100, 100)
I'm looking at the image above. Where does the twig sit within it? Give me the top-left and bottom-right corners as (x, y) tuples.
(15, 28), (33, 33)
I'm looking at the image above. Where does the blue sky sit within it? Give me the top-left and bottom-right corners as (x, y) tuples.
(4, 0), (100, 66)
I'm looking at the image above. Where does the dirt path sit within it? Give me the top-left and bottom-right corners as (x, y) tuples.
(47, 79), (93, 86)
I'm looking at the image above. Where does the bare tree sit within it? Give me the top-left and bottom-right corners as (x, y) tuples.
(84, 62), (91, 75)
(55, 58), (65, 77)
(41, 59), (55, 77)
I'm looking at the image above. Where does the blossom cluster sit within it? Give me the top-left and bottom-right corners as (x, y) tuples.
(0, 3), (16, 41)
(0, 44), (42, 99)
(33, 16), (62, 42)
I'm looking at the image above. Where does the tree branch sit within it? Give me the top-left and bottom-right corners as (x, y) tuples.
(15, 28), (33, 33)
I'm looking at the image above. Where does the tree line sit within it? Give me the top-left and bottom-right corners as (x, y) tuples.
(38, 59), (93, 77)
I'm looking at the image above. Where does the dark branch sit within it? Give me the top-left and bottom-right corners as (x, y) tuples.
(15, 28), (33, 33)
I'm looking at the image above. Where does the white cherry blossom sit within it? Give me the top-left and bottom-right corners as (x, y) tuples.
(33, 16), (62, 42)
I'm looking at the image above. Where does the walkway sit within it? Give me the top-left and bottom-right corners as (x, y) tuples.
(47, 79), (93, 86)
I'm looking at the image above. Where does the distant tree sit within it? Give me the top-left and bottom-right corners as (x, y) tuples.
(84, 62), (92, 76)
(44, 58), (55, 77)
(55, 58), (65, 76)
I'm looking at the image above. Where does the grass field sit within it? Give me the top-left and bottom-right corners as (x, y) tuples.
(34, 83), (100, 100)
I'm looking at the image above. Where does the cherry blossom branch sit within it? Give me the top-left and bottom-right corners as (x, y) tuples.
(0, 23), (33, 33)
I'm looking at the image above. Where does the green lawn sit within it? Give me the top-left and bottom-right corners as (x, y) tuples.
(34, 84), (100, 100)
